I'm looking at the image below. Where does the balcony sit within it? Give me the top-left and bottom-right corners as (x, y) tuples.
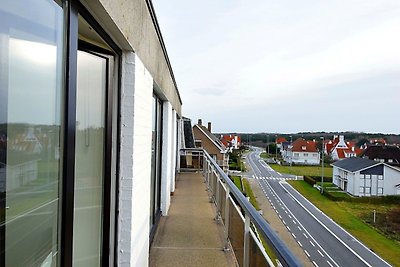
(150, 149), (302, 267)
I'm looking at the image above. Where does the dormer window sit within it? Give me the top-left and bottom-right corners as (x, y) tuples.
(302, 146), (306, 150)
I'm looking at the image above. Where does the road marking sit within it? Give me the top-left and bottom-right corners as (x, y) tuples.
(327, 261), (334, 267)
(278, 215), (282, 219)
(280, 182), (373, 267)
(292, 220), (297, 225)
(287, 226), (291, 231)
(310, 241), (315, 247)
(304, 250), (310, 257)
(298, 241), (303, 247)
(303, 233), (308, 239)
(282, 220), (286, 225)
(292, 233), (296, 239)
(318, 250), (324, 257)
(284, 210), (288, 214)
(288, 215), (292, 219)
(313, 261), (319, 267)
(297, 226), (302, 231)
(277, 172), (282, 176)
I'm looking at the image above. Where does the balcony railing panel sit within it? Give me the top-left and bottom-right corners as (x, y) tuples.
(180, 148), (303, 267)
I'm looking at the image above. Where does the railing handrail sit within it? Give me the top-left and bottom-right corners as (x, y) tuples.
(201, 149), (303, 267)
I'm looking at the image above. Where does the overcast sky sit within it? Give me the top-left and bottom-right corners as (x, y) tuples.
(153, 0), (400, 134)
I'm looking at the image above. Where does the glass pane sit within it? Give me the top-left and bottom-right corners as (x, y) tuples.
(249, 233), (270, 267)
(0, 0), (64, 266)
(73, 51), (106, 267)
(228, 198), (244, 267)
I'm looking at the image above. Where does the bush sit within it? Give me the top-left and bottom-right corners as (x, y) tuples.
(310, 176), (332, 183)
(304, 176), (316, 186)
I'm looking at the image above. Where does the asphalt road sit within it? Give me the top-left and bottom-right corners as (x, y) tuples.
(245, 147), (392, 267)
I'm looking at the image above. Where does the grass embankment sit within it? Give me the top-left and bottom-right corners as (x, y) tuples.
(288, 180), (400, 266)
(269, 164), (333, 178)
(231, 176), (277, 261)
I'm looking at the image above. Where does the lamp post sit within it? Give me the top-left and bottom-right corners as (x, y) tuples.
(275, 135), (278, 162)
(267, 134), (269, 156)
(290, 136), (293, 168)
(320, 136), (324, 194)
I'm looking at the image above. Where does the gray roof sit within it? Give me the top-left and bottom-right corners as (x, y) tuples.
(331, 157), (378, 172)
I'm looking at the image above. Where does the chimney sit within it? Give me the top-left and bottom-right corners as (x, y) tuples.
(207, 122), (212, 132)
(198, 119), (202, 126)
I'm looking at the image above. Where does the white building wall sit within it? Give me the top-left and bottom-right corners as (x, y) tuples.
(161, 102), (173, 215)
(383, 166), (400, 195)
(170, 110), (177, 193)
(118, 54), (153, 267)
(292, 152), (320, 165)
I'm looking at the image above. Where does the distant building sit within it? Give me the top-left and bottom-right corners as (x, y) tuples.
(285, 138), (320, 165)
(362, 145), (400, 167)
(220, 134), (241, 150)
(332, 157), (400, 196)
(276, 137), (287, 149)
(193, 119), (229, 171)
(325, 135), (363, 161)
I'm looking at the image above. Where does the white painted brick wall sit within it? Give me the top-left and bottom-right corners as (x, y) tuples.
(161, 102), (173, 216)
(118, 53), (153, 267)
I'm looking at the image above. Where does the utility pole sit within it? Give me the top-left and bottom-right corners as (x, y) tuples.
(275, 134), (278, 162)
(320, 136), (325, 194)
(267, 134), (269, 156)
(290, 136), (293, 169)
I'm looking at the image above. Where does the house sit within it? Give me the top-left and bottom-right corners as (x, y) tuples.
(220, 134), (241, 150)
(362, 145), (400, 166)
(332, 157), (400, 196)
(0, 1), (183, 266)
(326, 135), (363, 161)
(276, 137), (287, 149)
(285, 138), (320, 165)
(193, 119), (229, 171)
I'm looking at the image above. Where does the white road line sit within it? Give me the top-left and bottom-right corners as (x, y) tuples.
(327, 261), (334, 267)
(313, 261), (319, 267)
(298, 241), (303, 247)
(292, 233), (296, 239)
(304, 250), (310, 257)
(297, 226), (302, 231)
(292, 220), (297, 224)
(310, 241), (315, 247)
(303, 233), (308, 239)
(280, 182), (373, 267)
(288, 215), (292, 219)
(318, 250), (324, 257)
(282, 220), (286, 225)
(287, 226), (291, 231)
(264, 181), (339, 267)
(276, 210), (279, 214)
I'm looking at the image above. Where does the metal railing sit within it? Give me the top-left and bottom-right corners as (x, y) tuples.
(180, 148), (303, 267)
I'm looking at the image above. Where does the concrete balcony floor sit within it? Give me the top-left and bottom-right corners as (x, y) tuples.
(150, 172), (237, 267)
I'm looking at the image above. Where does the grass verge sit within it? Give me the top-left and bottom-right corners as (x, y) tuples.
(288, 180), (400, 266)
(269, 164), (333, 178)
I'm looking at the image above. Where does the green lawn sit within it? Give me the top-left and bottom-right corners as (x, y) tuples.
(288, 180), (400, 266)
(269, 164), (333, 178)
(231, 175), (243, 192)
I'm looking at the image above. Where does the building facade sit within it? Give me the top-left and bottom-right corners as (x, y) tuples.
(0, 1), (182, 266)
(332, 158), (400, 197)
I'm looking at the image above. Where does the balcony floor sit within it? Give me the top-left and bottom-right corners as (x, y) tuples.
(149, 172), (236, 267)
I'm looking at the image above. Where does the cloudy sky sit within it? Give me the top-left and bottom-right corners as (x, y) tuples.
(153, 0), (400, 134)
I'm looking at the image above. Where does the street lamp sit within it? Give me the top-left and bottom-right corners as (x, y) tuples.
(320, 136), (324, 194)
(275, 134), (278, 162)
(267, 134), (269, 156)
(290, 136), (293, 168)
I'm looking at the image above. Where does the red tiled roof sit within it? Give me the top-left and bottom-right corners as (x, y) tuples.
(336, 148), (356, 159)
(276, 137), (287, 144)
(292, 138), (318, 152)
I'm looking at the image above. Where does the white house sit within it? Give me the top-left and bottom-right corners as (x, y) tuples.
(332, 157), (400, 196)
(286, 138), (320, 165)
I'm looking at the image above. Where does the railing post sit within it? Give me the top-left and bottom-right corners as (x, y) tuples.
(224, 187), (230, 251)
(243, 213), (250, 267)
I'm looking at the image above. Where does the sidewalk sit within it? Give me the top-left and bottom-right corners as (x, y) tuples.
(149, 172), (236, 267)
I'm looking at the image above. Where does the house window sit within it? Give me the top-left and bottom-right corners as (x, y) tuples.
(365, 187), (371, 194)
(378, 175), (384, 180)
(0, 1), (64, 266)
(294, 153), (299, 157)
(378, 187), (383, 195)
(388, 159), (393, 163)
(359, 187), (364, 193)
(304, 153), (308, 157)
